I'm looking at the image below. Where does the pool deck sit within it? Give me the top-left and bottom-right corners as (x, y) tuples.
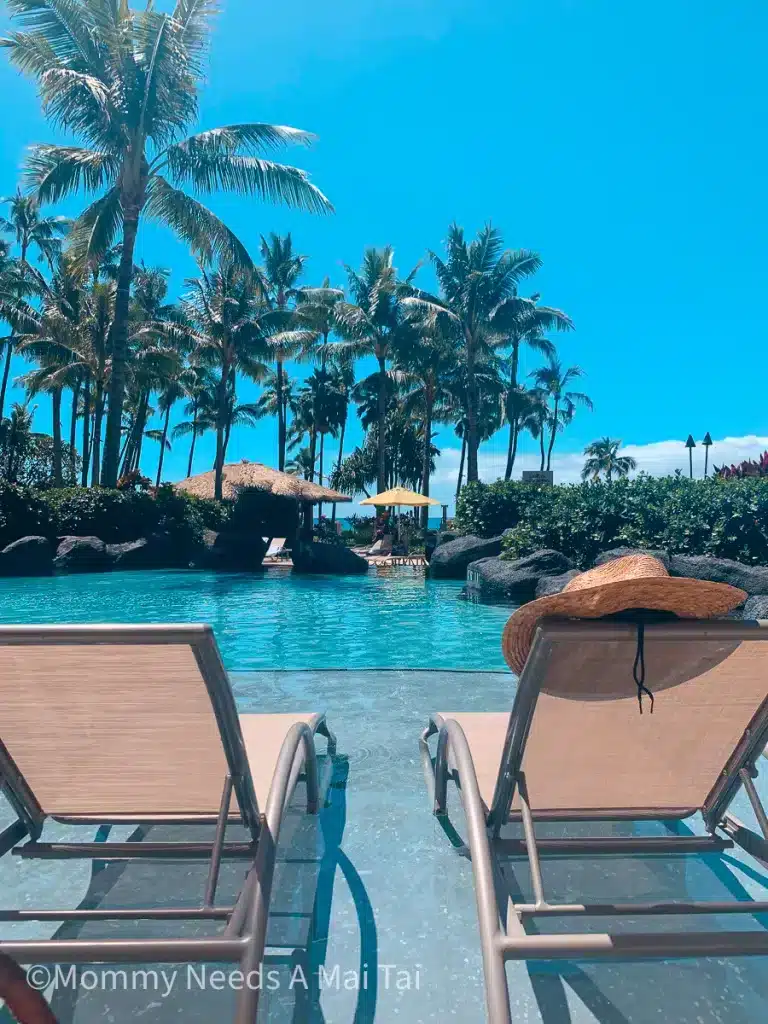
(3, 668), (768, 1022)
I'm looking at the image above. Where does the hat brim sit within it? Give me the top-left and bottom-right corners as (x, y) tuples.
(502, 576), (747, 675)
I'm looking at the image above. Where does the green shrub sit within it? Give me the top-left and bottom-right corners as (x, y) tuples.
(0, 482), (52, 548)
(456, 476), (768, 568)
(0, 483), (229, 550)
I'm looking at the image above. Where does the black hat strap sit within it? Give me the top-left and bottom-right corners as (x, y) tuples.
(632, 622), (654, 714)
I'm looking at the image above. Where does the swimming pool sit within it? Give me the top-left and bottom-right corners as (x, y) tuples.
(2, 569), (768, 1023)
(0, 567), (512, 671)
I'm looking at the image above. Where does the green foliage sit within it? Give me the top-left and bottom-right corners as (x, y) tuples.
(0, 483), (226, 549)
(456, 476), (768, 568)
(0, 482), (52, 548)
(454, 480), (533, 539)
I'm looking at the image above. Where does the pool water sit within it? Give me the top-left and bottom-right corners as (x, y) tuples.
(2, 568), (768, 1023)
(0, 567), (512, 671)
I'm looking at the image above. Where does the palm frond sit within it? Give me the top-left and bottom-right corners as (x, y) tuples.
(144, 175), (253, 268)
(25, 144), (119, 203)
(164, 146), (332, 213)
(66, 186), (122, 268)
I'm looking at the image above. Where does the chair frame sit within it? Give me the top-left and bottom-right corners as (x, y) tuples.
(420, 618), (768, 1024)
(0, 624), (336, 1024)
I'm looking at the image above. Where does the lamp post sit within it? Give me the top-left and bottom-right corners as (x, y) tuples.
(702, 432), (713, 477)
(685, 434), (696, 479)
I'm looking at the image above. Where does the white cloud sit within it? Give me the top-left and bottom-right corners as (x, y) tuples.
(347, 434), (768, 515)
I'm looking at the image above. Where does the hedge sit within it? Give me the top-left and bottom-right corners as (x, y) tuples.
(455, 476), (768, 568)
(0, 483), (229, 550)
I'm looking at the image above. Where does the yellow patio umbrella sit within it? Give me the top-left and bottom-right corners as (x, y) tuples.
(360, 487), (440, 544)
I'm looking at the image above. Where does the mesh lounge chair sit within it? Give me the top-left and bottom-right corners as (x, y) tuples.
(420, 618), (768, 1024)
(0, 623), (335, 1024)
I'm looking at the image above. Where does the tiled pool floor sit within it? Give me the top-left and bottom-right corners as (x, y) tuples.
(3, 669), (768, 1022)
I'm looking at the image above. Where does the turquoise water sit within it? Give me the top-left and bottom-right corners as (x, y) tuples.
(0, 567), (511, 671)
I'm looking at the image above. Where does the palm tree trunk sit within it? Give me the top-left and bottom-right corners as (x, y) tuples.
(0, 239), (28, 423)
(275, 359), (285, 470)
(545, 397), (559, 471)
(331, 412), (347, 524)
(465, 330), (479, 483)
(504, 340), (520, 480)
(81, 371), (91, 487)
(456, 434), (466, 501)
(539, 421), (546, 472)
(510, 418), (521, 475)
(186, 399), (198, 478)
(0, 344), (13, 423)
(52, 387), (63, 487)
(91, 382), (104, 486)
(101, 209), (139, 487)
(377, 354), (387, 493)
(421, 399), (433, 530)
(214, 364), (229, 500)
(308, 426), (317, 482)
(318, 431), (325, 519)
(155, 404), (171, 487)
(69, 376), (81, 483)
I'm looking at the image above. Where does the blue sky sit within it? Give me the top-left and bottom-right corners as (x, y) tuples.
(1, 0), (766, 508)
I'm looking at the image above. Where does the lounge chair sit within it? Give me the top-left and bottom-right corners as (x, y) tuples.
(367, 535), (393, 556)
(0, 623), (335, 1023)
(420, 618), (768, 1024)
(263, 536), (289, 560)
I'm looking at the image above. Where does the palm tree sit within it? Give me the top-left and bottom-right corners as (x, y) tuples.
(3, 0), (333, 487)
(333, 247), (414, 493)
(164, 263), (299, 499)
(286, 446), (316, 480)
(487, 296), (573, 478)
(503, 384), (545, 476)
(0, 191), (69, 418)
(403, 224), (541, 483)
(172, 367), (219, 477)
(447, 360), (505, 497)
(327, 359), (355, 522)
(0, 402), (38, 482)
(393, 330), (456, 527)
(259, 234), (310, 469)
(531, 357), (593, 471)
(11, 258), (85, 486)
(582, 438), (637, 482)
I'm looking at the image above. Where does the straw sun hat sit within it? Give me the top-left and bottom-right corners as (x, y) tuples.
(502, 554), (747, 676)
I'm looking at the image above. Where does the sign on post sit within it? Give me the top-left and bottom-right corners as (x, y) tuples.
(521, 470), (554, 486)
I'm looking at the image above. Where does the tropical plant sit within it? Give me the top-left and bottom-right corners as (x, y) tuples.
(581, 437), (637, 482)
(715, 452), (768, 480)
(2, 0), (333, 486)
(0, 191), (70, 418)
(530, 356), (593, 470)
(171, 366), (219, 477)
(258, 233), (312, 469)
(403, 224), (541, 483)
(488, 296), (572, 478)
(333, 247), (415, 493)
(393, 328), (456, 525)
(286, 446), (316, 480)
(158, 263), (276, 498)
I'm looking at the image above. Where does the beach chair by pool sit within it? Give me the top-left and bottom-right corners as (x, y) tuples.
(0, 623), (335, 1024)
(367, 535), (393, 556)
(263, 536), (289, 560)
(420, 619), (768, 1024)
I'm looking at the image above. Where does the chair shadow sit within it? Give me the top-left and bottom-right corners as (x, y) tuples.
(497, 818), (768, 1024)
(47, 752), (378, 1024)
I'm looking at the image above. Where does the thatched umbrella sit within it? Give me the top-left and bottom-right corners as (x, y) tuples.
(175, 460), (353, 504)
